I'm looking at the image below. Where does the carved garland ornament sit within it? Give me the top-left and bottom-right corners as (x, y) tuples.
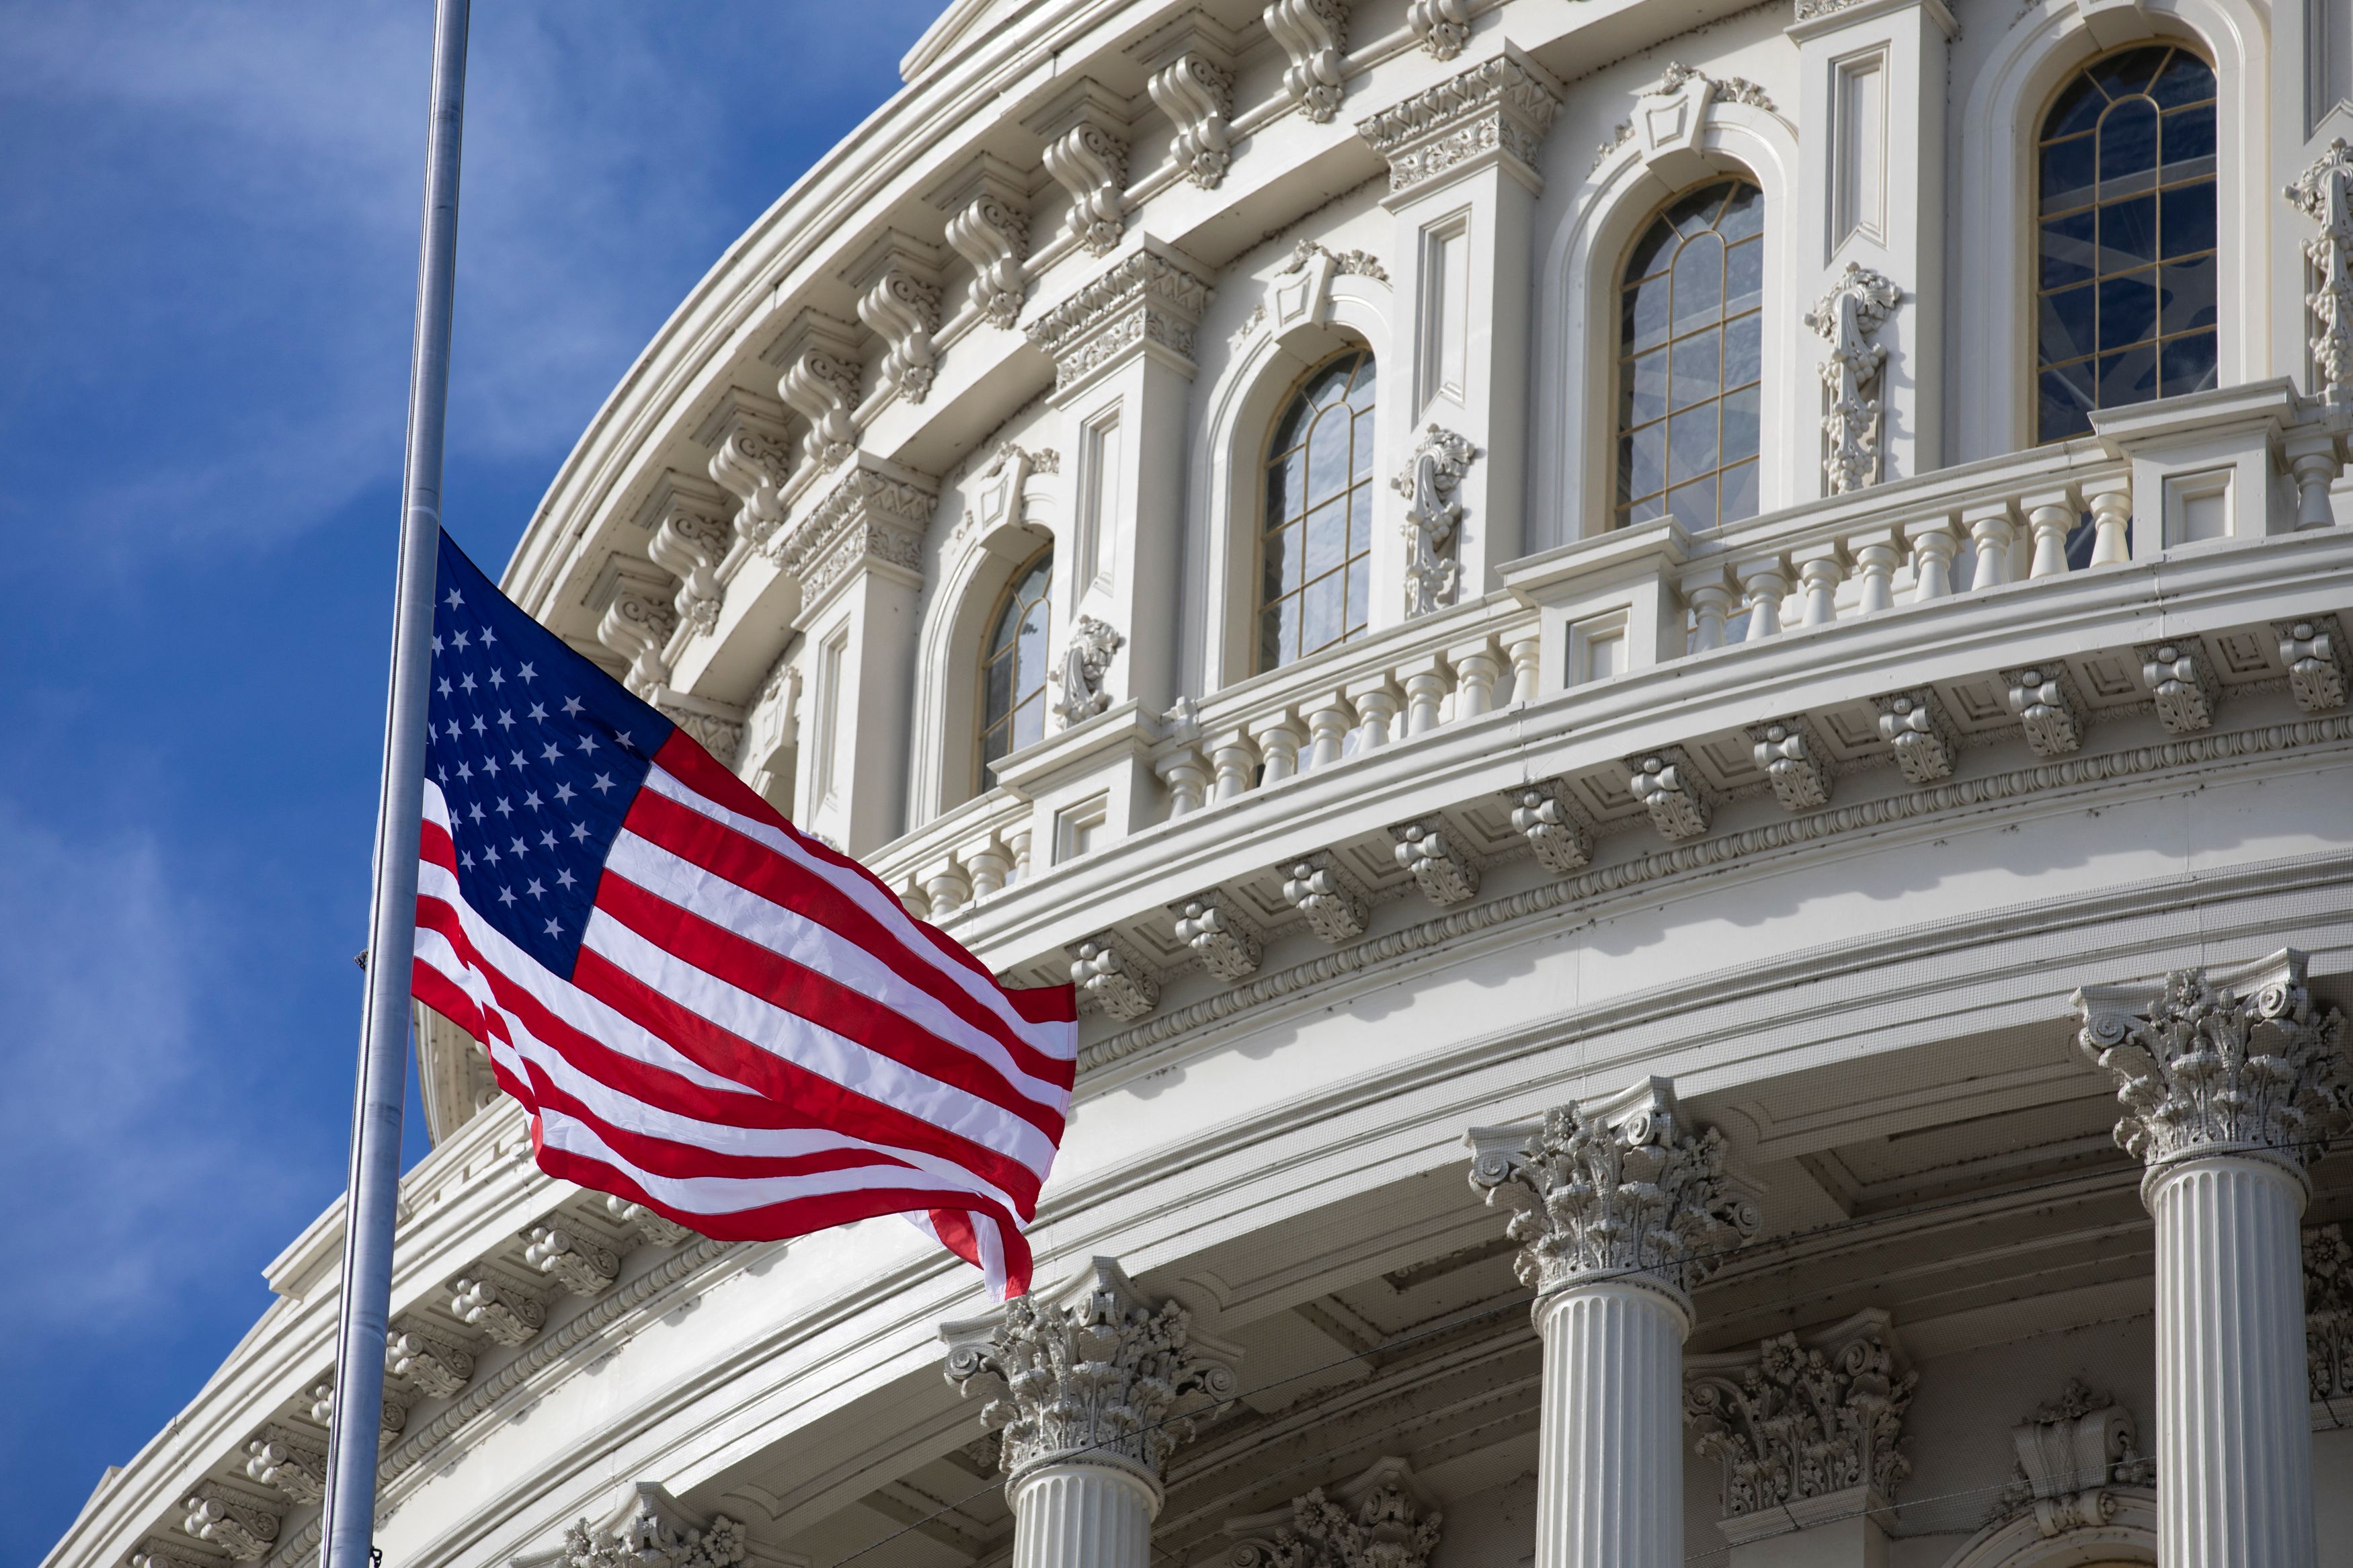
(943, 1260), (1238, 1481)
(2285, 139), (2353, 407)
(560, 1502), (746, 1568)
(1394, 425), (1478, 616)
(2309, 1223), (2353, 1402)
(1233, 1477), (1444, 1568)
(1803, 263), (1902, 495)
(2074, 948), (2350, 1177)
(1052, 616), (1125, 726)
(1468, 1081), (1759, 1299)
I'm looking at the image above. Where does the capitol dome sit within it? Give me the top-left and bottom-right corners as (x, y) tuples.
(48, 1), (2353, 1567)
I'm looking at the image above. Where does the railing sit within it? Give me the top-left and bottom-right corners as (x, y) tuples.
(871, 383), (2345, 923)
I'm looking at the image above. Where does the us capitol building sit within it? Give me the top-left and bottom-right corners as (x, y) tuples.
(47, 0), (2353, 1564)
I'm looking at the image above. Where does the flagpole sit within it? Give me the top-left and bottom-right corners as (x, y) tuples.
(321, 3), (469, 1566)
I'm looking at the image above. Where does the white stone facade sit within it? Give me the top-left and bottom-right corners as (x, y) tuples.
(44, 1), (2353, 1568)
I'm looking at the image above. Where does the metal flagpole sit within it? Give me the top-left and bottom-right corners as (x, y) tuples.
(321, 3), (470, 1566)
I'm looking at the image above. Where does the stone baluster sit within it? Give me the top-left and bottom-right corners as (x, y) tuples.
(1506, 630), (1542, 700)
(1734, 556), (1790, 641)
(1302, 691), (1354, 770)
(2024, 489), (2078, 579)
(1794, 545), (1843, 628)
(2074, 951), (2350, 1568)
(1451, 638), (1503, 718)
(944, 1259), (1238, 1568)
(1156, 745), (1211, 816)
(1905, 515), (1960, 602)
(1007, 825), (1034, 884)
(1349, 677), (1402, 751)
(1963, 501), (2020, 589)
(1468, 1079), (1759, 1568)
(1208, 730), (1257, 802)
(1847, 529), (1901, 613)
(1400, 655), (1451, 737)
(1680, 566), (1737, 652)
(923, 856), (973, 919)
(2087, 484), (2132, 566)
(2284, 432), (2343, 530)
(966, 838), (1013, 899)
(1250, 711), (1305, 784)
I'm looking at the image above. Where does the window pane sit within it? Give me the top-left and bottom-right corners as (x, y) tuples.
(1718, 183), (1764, 241)
(1627, 347), (1669, 425)
(2161, 102), (2215, 176)
(2098, 195), (2157, 271)
(1624, 220), (1677, 284)
(1627, 420), (1667, 503)
(2150, 50), (2215, 108)
(1306, 408), (1349, 503)
(1669, 404), (1718, 484)
(2040, 210), (2098, 290)
(2091, 45), (2167, 98)
(1265, 520), (1298, 595)
(1350, 406), (1375, 482)
(2039, 362), (2098, 442)
(2039, 282), (2096, 366)
(1012, 690), (1045, 752)
(1667, 474), (1719, 528)
(1726, 238), (1763, 314)
(1304, 498), (1347, 579)
(1270, 446), (1305, 521)
(2041, 136), (2098, 214)
(2161, 331), (2218, 397)
(2097, 343), (2159, 406)
(1345, 554), (1371, 636)
(1724, 313), (1762, 387)
(2160, 255), (2217, 335)
(2046, 77), (2105, 138)
(1720, 459), (1759, 524)
(983, 651), (1015, 722)
(1672, 233), (1725, 331)
(1347, 483), (1371, 557)
(2098, 99), (2159, 192)
(1629, 273), (1671, 351)
(2098, 270), (2157, 349)
(2160, 180), (2216, 257)
(1721, 383), (1761, 463)
(1667, 185), (1722, 234)
(1302, 571), (1343, 653)
(1347, 354), (1378, 408)
(1259, 602), (1287, 669)
(1671, 328), (1721, 410)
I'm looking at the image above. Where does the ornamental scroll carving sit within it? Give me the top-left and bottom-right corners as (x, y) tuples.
(1467, 1077), (1759, 1301)
(1685, 1311), (1915, 1529)
(1150, 51), (1236, 190)
(1394, 425), (1476, 616)
(1052, 616), (1124, 725)
(937, 155), (1032, 330)
(1804, 264), (1901, 495)
(1265, 0), (1349, 124)
(559, 1485), (748, 1568)
(1986, 1381), (2152, 1538)
(2073, 948), (2350, 1177)
(2286, 140), (2353, 407)
(1226, 1458), (1445, 1568)
(942, 1257), (1238, 1483)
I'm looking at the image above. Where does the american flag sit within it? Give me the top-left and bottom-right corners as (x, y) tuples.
(407, 533), (1076, 1298)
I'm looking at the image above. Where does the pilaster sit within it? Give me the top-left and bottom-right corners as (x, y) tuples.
(1787, 0), (1953, 490)
(1355, 45), (1560, 599)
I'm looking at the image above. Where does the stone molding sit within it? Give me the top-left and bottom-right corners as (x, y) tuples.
(1985, 1380), (2153, 1538)
(1147, 46), (1236, 190)
(1085, 715), (2353, 1073)
(1354, 50), (1562, 196)
(2137, 638), (2222, 733)
(523, 1224), (621, 1297)
(241, 1430), (324, 1508)
(1626, 746), (1714, 841)
(699, 394), (795, 556)
(1069, 930), (1160, 1020)
(1029, 80), (1131, 257)
(1466, 1077), (1759, 1303)
(2003, 663), (2087, 757)
(1685, 1310), (1915, 1536)
(448, 1273), (545, 1347)
(1278, 849), (1372, 944)
(1406, 0), (1472, 60)
(1872, 688), (1958, 782)
(1594, 61), (1776, 172)
(1224, 1456), (1444, 1568)
(1390, 816), (1480, 905)
(2074, 948), (2350, 1182)
(941, 1257), (1238, 1487)
(1025, 245), (1215, 396)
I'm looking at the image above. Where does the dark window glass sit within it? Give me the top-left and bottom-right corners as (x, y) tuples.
(978, 550), (1052, 782)
(1615, 178), (1765, 530)
(1260, 349), (1377, 671)
(2036, 45), (2217, 442)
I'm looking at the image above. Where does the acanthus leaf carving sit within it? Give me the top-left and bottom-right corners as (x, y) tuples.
(1628, 747), (1714, 840)
(180, 1487), (280, 1561)
(1149, 52), (1236, 190)
(2003, 663), (2087, 756)
(523, 1223), (621, 1297)
(1466, 1077), (1759, 1301)
(1986, 1380), (2153, 1537)
(1025, 247), (1214, 393)
(2308, 1223), (2353, 1402)
(1051, 615), (1125, 725)
(934, 153), (1032, 329)
(1804, 263), (1902, 495)
(1685, 1312), (1916, 1530)
(558, 1485), (749, 1568)
(1390, 817), (1480, 905)
(1284, 237), (1387, 284)
(1278, 850), (1370, 944)
(608, 1194), (694, 1246)
(1872, 688), (1958, 782)
(1406, 0), (1472, 59)
(941, 1257), (1238, 1482)
(2074, 948), (2350, 1176)
(1034, 90), (1130, 256)
(243, 1429), (326, 1506)
(2277, 616), (2350, 711)
(450, 1273), (546, 1346)
(1172, 889), (1264, 981)
(643, 479), (734, 636)
(384, 1321), (475, 1399)
(1355, 53), (1561, 196)
(1263, 0), (1349, 124)
(770, 460), (938, 610)
(1394, 425), (1477, 616)
(2137, 638), (2221, 733)
(2285, 139), (2353, 406)
(702, 400), (795, 556)
(1504, 778), (1594, 873)
(594, 568), (682, 696)
(1226, 1458), (1444, 1568)
(1068, 931), (1159, 1020)
(1747, 714), (1835, 811)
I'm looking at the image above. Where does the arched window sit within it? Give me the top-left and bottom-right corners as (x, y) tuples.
(978, 549), (1051, 783)
(2034, 46), (2217, 442)
(1616, 179), (1764, 530)
(1260, 349), (1377, 672)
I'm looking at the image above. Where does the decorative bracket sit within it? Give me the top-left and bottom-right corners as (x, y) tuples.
(932, 153), (1032, 330)
(1264, 0), (1349, 124)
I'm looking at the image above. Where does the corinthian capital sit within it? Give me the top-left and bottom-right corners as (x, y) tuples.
(2074, 949), (2349, 1180)
(1353, 46), (1561, 197)
(1466, 1077), (1758, 1304)
(942, 1257), (1238, 1486)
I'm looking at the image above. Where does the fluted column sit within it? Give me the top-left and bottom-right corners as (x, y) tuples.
(1468, 1078), (1759, 1568)
(2075, 950), (2350, 1568)
(943, 1257), (1237, 1568)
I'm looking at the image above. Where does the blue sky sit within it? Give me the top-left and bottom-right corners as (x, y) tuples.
(1, 3), (939, 1552)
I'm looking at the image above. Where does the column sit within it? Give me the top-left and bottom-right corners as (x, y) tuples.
(943, 1258), (1238, 1568)
(2074, 949), (2350, 1568)
(1468, 1077), (1760, 1568)
(1355, 44), (1562, 599)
